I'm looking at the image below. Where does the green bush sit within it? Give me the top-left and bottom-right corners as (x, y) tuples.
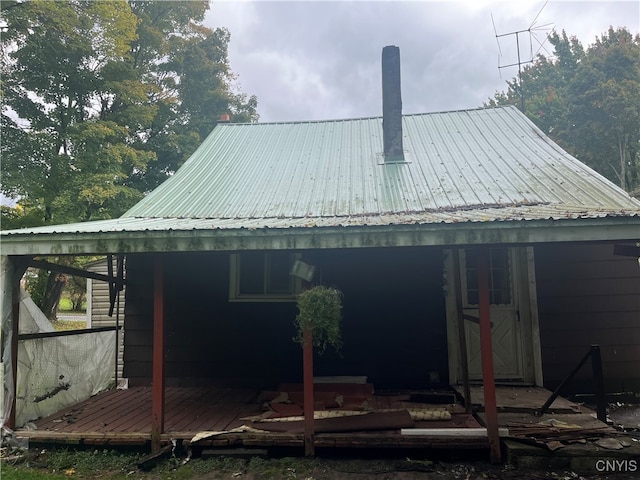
(293, 285), (343, 354)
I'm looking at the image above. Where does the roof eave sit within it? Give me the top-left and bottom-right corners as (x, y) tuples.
(1, 217), (638, 256)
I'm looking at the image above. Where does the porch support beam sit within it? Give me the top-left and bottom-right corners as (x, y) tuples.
(6, 257), (28, 430)
(452, 249), (471, 413)
(25, 258), (127, 285)
(477, 247), (501, 464)
(303, 327), (315, 456)
(7, 267), (21, 429)
(151, 256), (165, 452)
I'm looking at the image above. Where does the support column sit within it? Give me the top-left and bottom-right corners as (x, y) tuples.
(303, 327), (314, 456)
(151, 256), (165, 452)
(452, 249), (471, 413)
(477, 247), (501, 463)
(7, 268), (21, 429)
(4, 257), (26, 430)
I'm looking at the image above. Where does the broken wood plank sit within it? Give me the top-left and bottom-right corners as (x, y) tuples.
(253, 410), (414, 433)
(401, 427), (509, 437)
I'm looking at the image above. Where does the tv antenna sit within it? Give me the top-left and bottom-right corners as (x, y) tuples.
(492, 0), (553, 112)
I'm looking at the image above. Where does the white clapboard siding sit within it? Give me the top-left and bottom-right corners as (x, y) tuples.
(86, 258), (126, 380)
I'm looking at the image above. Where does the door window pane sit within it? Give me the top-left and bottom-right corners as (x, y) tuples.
(464, 248), (512, 305)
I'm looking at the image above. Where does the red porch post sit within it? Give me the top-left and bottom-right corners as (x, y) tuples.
(151, 256), (165, 452)
(303, 327), (315, 456)
(477, 247), (501, 463)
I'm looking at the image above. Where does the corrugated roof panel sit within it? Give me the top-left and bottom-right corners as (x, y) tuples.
(122, 106), (638, 223)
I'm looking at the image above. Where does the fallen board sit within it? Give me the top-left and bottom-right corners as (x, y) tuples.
(253, 410), (414, 433)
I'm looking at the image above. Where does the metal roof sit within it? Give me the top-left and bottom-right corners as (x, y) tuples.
(2, 106), (639, 253)
(122, 106), (639, 220)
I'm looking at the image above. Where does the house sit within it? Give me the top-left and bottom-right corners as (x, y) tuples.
(1, 47), (639, 458)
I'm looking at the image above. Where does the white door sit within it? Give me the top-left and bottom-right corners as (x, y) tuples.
(461, 248), (524, 381)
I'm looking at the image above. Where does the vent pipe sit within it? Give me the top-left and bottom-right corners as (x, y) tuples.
(382, 45), (404, 161)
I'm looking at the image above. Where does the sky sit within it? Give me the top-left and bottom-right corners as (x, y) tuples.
(205, 0), (640, 123)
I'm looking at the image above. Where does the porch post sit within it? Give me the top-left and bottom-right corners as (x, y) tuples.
(303, 327), (315, 456)
(151, 256), (165, 452)
(477, 247), (501, 463)
(7, 265), (21, 429)
(452, 249), (472, 413)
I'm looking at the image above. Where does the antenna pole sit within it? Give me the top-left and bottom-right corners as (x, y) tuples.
(516, 32), (524, 112)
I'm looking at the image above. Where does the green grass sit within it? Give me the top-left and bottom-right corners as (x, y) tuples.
(58, 297), (86, 312)
(0, 449), (324, 480)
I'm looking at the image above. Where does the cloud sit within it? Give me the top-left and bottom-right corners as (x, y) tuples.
(207, 1), (640, 122)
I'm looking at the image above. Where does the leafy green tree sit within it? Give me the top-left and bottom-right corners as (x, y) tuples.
(487, 28), (640, 192)
(1, 0), (258, 316)
(1, 0), (144, 224)
(124, 1), (258, 192)
(1, 0), (258, 221)
(567, 27), (640, 190)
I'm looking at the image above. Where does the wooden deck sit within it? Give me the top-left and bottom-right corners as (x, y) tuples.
(16, 386), (490, 451)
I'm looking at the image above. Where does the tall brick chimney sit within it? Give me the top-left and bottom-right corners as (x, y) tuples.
(382, 45), (404, 161)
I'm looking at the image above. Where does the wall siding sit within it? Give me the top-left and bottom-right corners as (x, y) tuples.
(123, 247), (448, 390)
(87, 258), (126, 379)
(535, 243), (640, 393)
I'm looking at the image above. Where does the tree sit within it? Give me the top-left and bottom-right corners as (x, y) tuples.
(567, 28), (640, 190)
(1, 0), (145, 224)
(123, 1), (258, 192)
(1, 0), (258, 317)
(1, 0), (258, 221)
(487, 28), (640, 192)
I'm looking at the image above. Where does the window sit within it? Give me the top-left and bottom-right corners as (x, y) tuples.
(463, 248), (512, 306)
(229, 252), (302, 301)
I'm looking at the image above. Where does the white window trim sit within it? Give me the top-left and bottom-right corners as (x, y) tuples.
(229, 252), (302, 302)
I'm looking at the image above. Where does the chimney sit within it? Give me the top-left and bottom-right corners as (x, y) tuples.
(218, 113), (230, 123)
(381, 45), (404, 161)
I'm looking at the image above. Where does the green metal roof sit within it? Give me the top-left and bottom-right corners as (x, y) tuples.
(124, 106), (639, 219)
(2, 106), (639, 255)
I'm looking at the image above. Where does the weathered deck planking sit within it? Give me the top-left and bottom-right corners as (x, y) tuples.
(18, 386), (491, 450)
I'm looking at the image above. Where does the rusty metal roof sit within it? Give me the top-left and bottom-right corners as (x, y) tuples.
(2, 106), (639, 251)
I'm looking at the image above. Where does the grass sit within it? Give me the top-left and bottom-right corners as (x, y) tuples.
(58, 298), (86, 313)
(51, 320), (87, 331)
(0, 448), (321, 479)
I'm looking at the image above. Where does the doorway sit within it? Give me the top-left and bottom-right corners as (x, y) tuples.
(444, 247), (543, 386)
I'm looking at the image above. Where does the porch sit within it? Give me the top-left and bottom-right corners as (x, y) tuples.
(14, 383), (624, 454)
(16, 384), (488, 450)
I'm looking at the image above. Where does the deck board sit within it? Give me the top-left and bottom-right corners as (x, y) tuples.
(20, 385), (491, 450)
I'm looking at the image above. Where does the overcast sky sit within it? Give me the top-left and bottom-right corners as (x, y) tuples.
(205, 0), (640, 123)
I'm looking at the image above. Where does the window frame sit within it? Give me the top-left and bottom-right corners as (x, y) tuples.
(229, 252), (302, 302)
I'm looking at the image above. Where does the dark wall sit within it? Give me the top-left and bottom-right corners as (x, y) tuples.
(123, 247), (448, 390)
(535, 242), (640, 393)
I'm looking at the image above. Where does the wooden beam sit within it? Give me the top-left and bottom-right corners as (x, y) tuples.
(26, 258), (127, 285)
(151, 256), (165, 452)
(401, 428), (510, 437)
(7, 269), (21, 429)
(452, 249), (472, 413)
(303, 327), (315, 456)
(477, 247), (501, 464)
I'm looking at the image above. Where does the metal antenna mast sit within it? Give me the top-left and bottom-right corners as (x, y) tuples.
(492, 1), (553, 112)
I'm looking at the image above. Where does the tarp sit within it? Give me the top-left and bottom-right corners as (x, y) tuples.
(1, 256), (116, 427)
